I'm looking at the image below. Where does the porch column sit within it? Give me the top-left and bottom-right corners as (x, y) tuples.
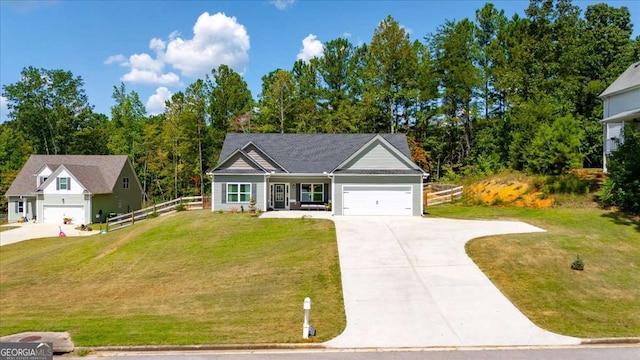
(263, 175), (268, 211)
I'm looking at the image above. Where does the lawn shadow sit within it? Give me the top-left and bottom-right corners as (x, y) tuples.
(600, 211), (640, 233)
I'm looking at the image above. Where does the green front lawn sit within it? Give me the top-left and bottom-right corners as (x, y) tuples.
(0, 211), (345, 346)
(427, 204), (640, 338)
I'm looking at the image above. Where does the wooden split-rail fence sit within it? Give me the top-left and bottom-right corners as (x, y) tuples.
(423, 183), (463, 207)
(105, 196), (210, 232)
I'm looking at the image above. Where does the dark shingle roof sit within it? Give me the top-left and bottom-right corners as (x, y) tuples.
(600, 61), (640, 98)
(215, 133), (414, 173)
(5, 155), (130, 196)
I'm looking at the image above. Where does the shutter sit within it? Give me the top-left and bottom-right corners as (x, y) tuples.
(67, 177), (71, 190)
(221, 183), (227, 204)
(251, 183), (257, 202)
(297, 183), (301, 202)
(56, 178), (60, 190)
(324, 183), (329, 203)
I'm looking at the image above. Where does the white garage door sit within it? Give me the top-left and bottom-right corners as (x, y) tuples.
(43, 205), (85, 224)
(343, 186), (412, 216)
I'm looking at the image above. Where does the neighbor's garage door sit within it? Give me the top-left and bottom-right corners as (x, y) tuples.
(342, 186), (412, 216)
(43, 205), (85, 224)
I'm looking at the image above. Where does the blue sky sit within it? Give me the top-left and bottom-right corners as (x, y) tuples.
(1, 0), (638, 121)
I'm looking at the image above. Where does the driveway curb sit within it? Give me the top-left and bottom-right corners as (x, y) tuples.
(80, 343), (324, 352)
(581, 337), (640, 345)
(77, 340), (639, 354)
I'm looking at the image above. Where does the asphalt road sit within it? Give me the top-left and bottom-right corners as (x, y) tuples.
(66, 345), (640, 360)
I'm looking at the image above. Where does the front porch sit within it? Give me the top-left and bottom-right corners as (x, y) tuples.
(7, 196), (37, 223)
(267, 177), (331, 212)
(259, 210), (334, 219)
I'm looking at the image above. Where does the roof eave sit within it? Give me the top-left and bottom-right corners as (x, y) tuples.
(599, 84), (640, 99)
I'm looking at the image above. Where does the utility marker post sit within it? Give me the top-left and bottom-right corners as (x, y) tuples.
(302, 297), (311, 339)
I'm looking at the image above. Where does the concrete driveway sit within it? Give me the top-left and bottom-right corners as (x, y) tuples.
(261, 211), (580, 348)
(324, 216), (580, 348)
(0, 222), (99, 246)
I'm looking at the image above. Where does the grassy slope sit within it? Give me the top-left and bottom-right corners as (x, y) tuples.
(427, 204), (639, 338)
(0, 211), (345, 346)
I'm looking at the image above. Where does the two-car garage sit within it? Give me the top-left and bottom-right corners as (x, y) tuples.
(42, 205), (86, 224)
(342, 186), (413, 216)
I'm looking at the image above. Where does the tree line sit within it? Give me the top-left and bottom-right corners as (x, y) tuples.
(2, 0), (639, 212)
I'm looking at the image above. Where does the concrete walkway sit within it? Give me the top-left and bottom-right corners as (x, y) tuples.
(0, 222), (99, 246)
(261, 211), (580, 348)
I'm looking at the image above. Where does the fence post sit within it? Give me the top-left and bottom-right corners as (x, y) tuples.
(131, 211), (135, 225)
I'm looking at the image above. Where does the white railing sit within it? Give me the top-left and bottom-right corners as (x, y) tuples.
(424, 183), (463, 206)
(106, 196), (206, 232)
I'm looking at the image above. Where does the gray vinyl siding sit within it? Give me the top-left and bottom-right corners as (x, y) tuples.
(108, 162), (143, 217)
(92, 194), (123, 223)
(213, 175), (265, 212)
(341, 142), (416, 170)
(244, 145), (281, 171)
(219, 153), (262, 171)
(333, 175), (422, 216)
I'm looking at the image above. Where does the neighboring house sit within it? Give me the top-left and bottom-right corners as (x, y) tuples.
(5, 155), (143, 224)
(600, 61), (640, 172)
(208, 133), (427, 216)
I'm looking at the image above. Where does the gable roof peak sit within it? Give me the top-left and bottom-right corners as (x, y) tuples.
(600, 61), (640, 98)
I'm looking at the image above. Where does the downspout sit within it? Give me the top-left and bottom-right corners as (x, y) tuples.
(421, 172), (430, 216)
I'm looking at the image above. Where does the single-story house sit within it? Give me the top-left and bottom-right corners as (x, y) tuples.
(600, 61), (640, 172)
(208, 133), (428, 216)
(5, 155), (143, 224)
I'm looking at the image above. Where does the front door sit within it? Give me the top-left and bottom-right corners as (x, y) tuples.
(274, 184), (286, 209)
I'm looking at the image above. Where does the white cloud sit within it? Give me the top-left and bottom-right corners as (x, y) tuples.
(0, 95), (8, 121)
(296, 34), (323, 62)
(128, 53), (164, 73)
(106, 12), (249, 86)
(104, 54), (126, 65)
(149, 38), (166, 53)
(270, 0), (295, 10)
(343, 32), (352, 38)
(121, 69), (181, 86)
(164, 12), (250, 77)
(146, 87), (172, 115)
(168, 30), (181, 41)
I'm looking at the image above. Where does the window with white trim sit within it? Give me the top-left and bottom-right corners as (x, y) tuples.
(16, 200), (24, 213)
(227, 183), (251, 203)
(57, 177), (70, 190)
(123, 177), (130, 189)
(301, 183), (324, 202)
